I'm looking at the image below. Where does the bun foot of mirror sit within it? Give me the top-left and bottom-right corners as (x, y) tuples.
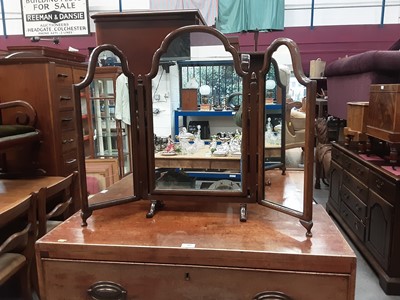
(300, 219), (313, 237)
(81, 210), (93, 227)
(240, 203), (247, 222)
(146, 199), (165, 218)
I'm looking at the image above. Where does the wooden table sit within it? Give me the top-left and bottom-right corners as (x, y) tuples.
(0, 176), (66, 215)
(155, 147), (240, 170)
(36, 189), (356, 299)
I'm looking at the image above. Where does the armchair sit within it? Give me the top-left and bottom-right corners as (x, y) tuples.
(0, 100), (42, 176)
(285, 101), (306, 149)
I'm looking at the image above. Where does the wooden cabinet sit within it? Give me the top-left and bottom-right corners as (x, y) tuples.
(36, 190), (356, 300)
(0, 47), (87, 210)
(327, 142), (400, 295)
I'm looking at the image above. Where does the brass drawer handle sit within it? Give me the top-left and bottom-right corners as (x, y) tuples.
(253, 291), (292, 300)
(62, 139), (74, 144)
(65, 158), (76, 164)
(87, 281), (127, 300)
(61, 117), (73, 122)
(57, 73), (69, 78)
(375, 179), (384, 190)
(60, 96), (72, 101)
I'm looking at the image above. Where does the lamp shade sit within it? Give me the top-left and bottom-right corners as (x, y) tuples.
(199, 85), (211, 96)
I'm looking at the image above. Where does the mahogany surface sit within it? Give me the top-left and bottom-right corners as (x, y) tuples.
(36, 170), (356, 299)
(0, 176), (65, 214)
(36, 175), (356, 299)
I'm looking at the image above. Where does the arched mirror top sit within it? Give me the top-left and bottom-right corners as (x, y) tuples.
(260, 38), (311, 87)
(76, 44), (135, 89)
(147, 25), (247, 79)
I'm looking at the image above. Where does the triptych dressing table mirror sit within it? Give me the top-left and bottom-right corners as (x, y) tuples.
(74, 26), (316, 236)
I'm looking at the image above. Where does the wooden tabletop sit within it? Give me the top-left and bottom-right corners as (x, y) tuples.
(0, 176), (65, 215)
(155, 147), (240, 170)
(37, 198), (356, 275)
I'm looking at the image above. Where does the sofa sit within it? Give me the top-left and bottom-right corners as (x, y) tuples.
(325, 49), (400, 120)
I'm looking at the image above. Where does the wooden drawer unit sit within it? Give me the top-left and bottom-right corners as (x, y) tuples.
(369, 170), (397, 205)
(340, 200), (366, 241)
(340, 184), (367, 221)
(61, 130), (77, 153)
(328, 142), (400, 295)
(62, 150), (78, 176)
(0, 49), (87, 182)
(342, 155), (369, 183)
(36, 200), (356, 300)
(41, 259), (353, 300)
(342, 170), (368, 203)
(331, 145), (343, 165)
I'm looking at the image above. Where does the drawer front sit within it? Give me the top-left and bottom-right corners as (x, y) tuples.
(72, 68), (87, 84)
(41, 259), (352, 300)
(342, 170), (368, 203)
(340, 201), (365, 241)
(59, 110), (76, 131)
(368, 170), (397, 205)
(331, 146), (343, 165)
(62, 150), (78, 176)
(55, 66), (73, 86)
(61, 130), (77, 153)
(340, 184), (367, 220)
(56, 85), (74, 110)
(342, 155), (369, 184)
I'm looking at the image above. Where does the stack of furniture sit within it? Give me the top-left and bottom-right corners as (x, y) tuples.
(325, 48), (400, 120)
(328, 83), (400, 295)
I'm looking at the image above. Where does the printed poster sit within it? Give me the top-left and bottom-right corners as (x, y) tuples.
(20, 0), (90, 37)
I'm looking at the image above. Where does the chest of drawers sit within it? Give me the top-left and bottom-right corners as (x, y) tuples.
(0, 52), (87, 209)
(327, 142), (400, 295)
(36, 180), (356, 300)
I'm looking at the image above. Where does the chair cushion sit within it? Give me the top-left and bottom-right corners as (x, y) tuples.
(0, 253), (26, 284)
(290, 109), (306, 130)
(0, 125), (36, 138)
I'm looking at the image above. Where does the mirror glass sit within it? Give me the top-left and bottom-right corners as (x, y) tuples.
(77, 48), (134, 206)
(150, 31), (244, 193)
(263, 45), (307, 214)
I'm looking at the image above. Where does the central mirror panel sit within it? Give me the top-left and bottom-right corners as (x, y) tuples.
(148, 28), (246, 194)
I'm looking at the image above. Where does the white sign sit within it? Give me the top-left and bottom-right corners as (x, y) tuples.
(21, 0), (89, 37)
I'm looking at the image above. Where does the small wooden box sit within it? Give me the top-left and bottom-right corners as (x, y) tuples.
(181, 89), (198, 110)
(367, 84), (400, 143)
(347, 101), (369, 133)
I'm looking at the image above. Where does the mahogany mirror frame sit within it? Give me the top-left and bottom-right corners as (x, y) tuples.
(73, 44), (142, 226)
(143, 25), (253, 212)
(257, 38), (317, 237)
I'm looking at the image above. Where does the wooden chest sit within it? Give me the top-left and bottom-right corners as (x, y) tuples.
(36, 188), (356, 300)
(367, 84), (400, 143)
(347, 102), (369, 133)
(181, 88), (198, 110)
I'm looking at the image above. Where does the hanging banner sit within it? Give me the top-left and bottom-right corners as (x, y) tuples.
(20, 0), (90, 37)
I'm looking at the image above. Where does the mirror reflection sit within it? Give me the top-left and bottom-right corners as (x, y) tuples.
(79, 50), (133, 202)
(263, 45), (307, 213)
(151, 31), (244, 192)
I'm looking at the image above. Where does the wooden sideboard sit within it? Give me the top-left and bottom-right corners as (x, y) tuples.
(327, 142), (400, 295)
(0, 47), (87, 210)
(36, 176), (356, 300)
